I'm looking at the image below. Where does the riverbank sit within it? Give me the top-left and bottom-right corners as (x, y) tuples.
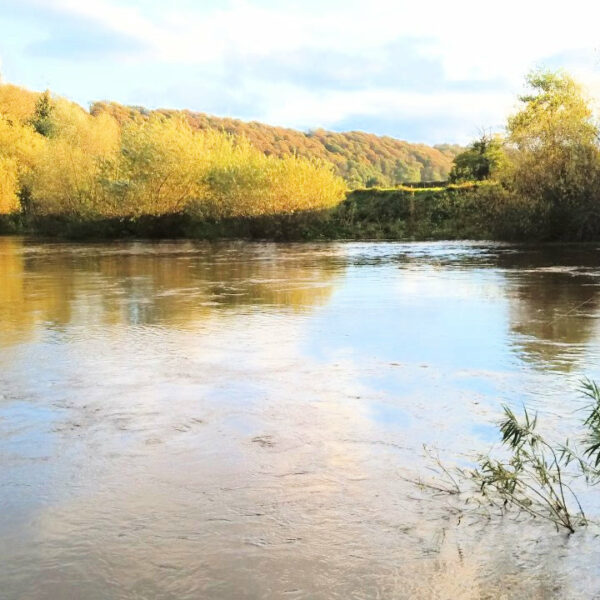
(0, 182), (511, 241)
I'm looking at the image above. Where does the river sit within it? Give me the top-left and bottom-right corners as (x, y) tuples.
(1, 237), (600, 599)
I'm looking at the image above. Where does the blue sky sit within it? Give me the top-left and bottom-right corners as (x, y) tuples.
(1, 0), (600, 144)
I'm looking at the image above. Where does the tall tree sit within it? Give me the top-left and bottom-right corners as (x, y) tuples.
(29, 90), (56, 138)
(504, 70), (600, 239)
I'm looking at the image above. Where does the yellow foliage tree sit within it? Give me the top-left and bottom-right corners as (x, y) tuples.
(99, 115), (209, 217)
(30, 100), (120, 217)
(502, 70), (600, 238)
(0, 84), (39, 123)
(0, 115), (45, 171)
(0, 156), (19, 214)
(191, 135), (346, 219)
(1, 83), (347, 222)
(0, 115), (45, 213)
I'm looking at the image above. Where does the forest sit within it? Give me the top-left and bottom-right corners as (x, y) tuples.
(0, 83), (346, 222)
(1, 70), (600, 241)
(90, 101), (460, 188)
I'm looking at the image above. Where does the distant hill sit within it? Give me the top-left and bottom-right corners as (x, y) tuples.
(91, 101), (462, 188)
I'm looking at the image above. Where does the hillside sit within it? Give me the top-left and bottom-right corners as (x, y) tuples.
(90, 101), (461, 188)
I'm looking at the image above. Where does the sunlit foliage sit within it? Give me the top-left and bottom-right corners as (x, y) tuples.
(91, 101), (457, 187)
(0, 157), (19, 214)
(30, 98), (120, 217)
(193, 136), (345, 218)
(8, 71), (600, 241)
(0, 83), (346, 220)
(448, 70), (600, 240)
(501, 70), (600, 239)
(0, 83), (39, 123)
(95, 116), (203, 217)
(0, 114), (46, 213)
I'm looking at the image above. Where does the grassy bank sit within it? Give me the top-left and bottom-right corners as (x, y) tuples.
(1, 182), (512, 241)
(0, 214), (27, 235)
(324, 183), (499, 240)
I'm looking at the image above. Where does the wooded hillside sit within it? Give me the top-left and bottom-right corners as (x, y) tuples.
(91, 101), (461, 188)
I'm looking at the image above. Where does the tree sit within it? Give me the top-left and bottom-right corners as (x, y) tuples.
(100, 115), (210, 217)
(449, 133), (505, 182)
(29, 102), (119, 217)
(0, 156), (19, 213)
(0, 83), (40, 123)
(503, 70), (600, 239)
(29, 90), (56, 138)
(0, 115), (46, 214)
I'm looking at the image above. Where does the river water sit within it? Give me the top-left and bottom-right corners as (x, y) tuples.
(1, 237), (600, 599)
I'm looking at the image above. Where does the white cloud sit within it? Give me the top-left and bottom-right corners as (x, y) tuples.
(14, 0), (600, 141)
(35, 0), (600, 73)
(255, 84), (515, 138)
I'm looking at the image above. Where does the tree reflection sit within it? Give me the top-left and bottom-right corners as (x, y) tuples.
(0, 238), (342, 348)
(501, 247), (600, 371)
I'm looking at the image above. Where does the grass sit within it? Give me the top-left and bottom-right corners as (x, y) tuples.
(432, 379), (600, 534)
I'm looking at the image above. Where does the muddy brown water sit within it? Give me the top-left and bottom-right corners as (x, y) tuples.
(1, 237), (600, 599)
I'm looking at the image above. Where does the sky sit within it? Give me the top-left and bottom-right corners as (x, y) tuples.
(1, 0), (600, 144)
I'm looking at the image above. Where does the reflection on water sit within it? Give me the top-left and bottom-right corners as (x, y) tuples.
(0, 238), (340, 342)
(502, 248), (600, 372)
(1, 237), (600, 599)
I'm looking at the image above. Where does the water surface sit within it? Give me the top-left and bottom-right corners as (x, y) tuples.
(1, 237), (600, 599)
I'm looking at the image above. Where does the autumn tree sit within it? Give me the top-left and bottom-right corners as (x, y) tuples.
(0, 157), (19, 213)
(503, 70), (600, 239)
(0, 84), (40, 123)
(30, 100), (119, 216)
(0, 115), (45, 213)
(99, 115), (208, 217)
(190, 134), (346, 219)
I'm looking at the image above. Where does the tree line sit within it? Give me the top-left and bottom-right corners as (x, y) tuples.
(91, 102), (459, 188)
(2, 70), (600, 241)
(449, 70), (600, 240)
(0, 85), (346, 220)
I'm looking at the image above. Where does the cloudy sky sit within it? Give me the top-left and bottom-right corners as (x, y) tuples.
(1, 0), (600, 144)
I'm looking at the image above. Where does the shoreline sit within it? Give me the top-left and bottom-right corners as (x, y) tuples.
(3, 183), (595, 243)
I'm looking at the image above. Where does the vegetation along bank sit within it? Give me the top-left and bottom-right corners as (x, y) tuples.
(1, 69), (599, 241)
